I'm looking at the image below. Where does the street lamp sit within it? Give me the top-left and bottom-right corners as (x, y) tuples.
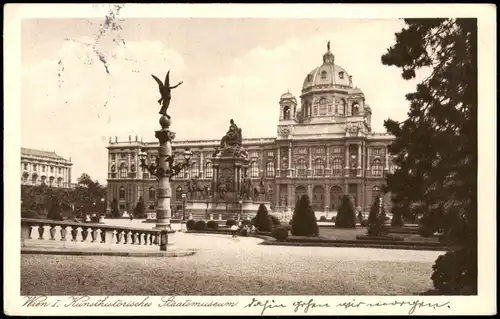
(138, 149), (193, 180)
(205, 187), (211, 215)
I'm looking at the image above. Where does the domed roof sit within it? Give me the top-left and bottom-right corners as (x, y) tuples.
(280, 91), (294, 100)
(302, 42), (352, 91)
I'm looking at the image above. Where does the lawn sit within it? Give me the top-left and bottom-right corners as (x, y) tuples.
(318, 227), (439, 243)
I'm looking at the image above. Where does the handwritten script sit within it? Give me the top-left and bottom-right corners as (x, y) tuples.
(22, 296), (451, 315)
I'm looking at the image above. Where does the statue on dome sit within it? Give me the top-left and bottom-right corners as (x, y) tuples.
(151, 71), (183, 117)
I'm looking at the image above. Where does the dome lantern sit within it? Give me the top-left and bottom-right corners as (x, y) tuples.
(323, 41), (335, 65)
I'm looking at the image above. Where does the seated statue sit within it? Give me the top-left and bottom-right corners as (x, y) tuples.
(220, 119), (242, 149)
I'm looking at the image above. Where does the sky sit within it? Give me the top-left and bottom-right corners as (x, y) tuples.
(21, 15), (425, 185)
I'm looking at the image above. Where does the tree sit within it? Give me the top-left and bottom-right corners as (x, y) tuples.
(382, 19), (477, 294)
(291, 195), (319, 237)
(110, 198), (120, 218)
(252, 204), (273, 232)
(73, 173), (106, 215)
(134, 196), (146, 219)
(367, 196), (388, 236)
(335, 195), (356, 228)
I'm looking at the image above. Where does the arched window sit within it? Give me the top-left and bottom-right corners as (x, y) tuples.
(250, 161), (259, 178)
(319, 98), (327, 116)
(119, 163), (128, 178)
(389, 157), (396, 174)
(339, 71), (344, 79)
(190, 162), (199, 179)
(339, 99), (346, 115)
(179, 165), (189, 179)
(57, 177), (63, 188)
(41, 175), (47, 185)
(149, 187), (156, 201)
(352, 103), (359, 116)
(331, 157), (343, 176)
(372, 159), (383, 177)
(321, 70), (327, 79)
(49, 176), (55, 187)
(283, 106), (291, 120)
(313, 104), (318, 116)
(266, 161), (275, 177)
(119, 186), (125, 200)
(313, 158), (325, 176)
(296, 158), (307, 177)
(32, 173), (38, 185)
(205, 162), (213, 179)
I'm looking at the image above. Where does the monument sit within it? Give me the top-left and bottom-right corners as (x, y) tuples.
(138, 71), (192, 247)
(184, 119), (271, 221)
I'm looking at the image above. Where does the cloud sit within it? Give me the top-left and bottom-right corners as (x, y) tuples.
(21, 38), (186, 183)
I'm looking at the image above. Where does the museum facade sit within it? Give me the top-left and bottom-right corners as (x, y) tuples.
(106, 44), (395, 216)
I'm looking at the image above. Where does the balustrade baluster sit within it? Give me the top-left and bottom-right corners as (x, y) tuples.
(37, 225), (45, 240)
(131, 232), (136, 244)
(49, 225), (57, 240)
(116, 230), (124, 244)
(60, 225), (68, 241)
(75, 227), (84, 242)
(92, 228), (101, 243)
(137, 233), (143, 245)
(28, 224), (35, 239)
(101, 229), (107, 243)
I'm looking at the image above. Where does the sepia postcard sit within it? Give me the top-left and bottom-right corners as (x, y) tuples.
(3, 3), (497, 316)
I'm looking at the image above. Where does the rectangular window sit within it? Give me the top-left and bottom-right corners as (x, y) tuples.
(250, 151), (259, 158)
(50, 167), (54, 173)
(267, 151), (274, 158)
(58, 168), (62, 174)
(333, 147), (342, 153)
(315, 147), (325, 154)
(42, 165), (46, 172)
(111, 154), (116, 160)
(298, 148), (307, 154)
(24, 163), (28, 170)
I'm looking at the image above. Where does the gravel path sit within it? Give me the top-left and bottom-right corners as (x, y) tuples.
(21, 232), (444, 295)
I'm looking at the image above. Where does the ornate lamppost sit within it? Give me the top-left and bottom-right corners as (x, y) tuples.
(139, 149), (192, 231)
(181, 193), (187, 231)
(238, 199), (243, 221)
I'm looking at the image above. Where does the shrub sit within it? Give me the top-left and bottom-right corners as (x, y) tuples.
(194, 220), (206, 231)
(134, 197), (146, 219)
(335, 195), (356, 228)
(291, 195), (319, 237)
(366, 196), (388, 236)
(282, 223), (292, 232)
(110, 198), (120, 218)
(431, 248), (477, 295)
(319, 216), (327, 221)
(253, 204), (274, 232)
(226, 219), (237, 227)
(206, 220), (219, 230)
(331, 216), (336, 222)
(186, 219), (196, 230)
(268, 214), (281, 227)
(271, 227), (289, 242)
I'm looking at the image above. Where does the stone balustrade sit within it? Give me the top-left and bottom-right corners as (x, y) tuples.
(21, 218), (161, 251)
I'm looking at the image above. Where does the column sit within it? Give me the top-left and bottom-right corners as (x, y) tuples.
(307, 147), (312, 176)
(288, 143), (292, 177)
(357, 143), (362, 177)
(154, 127), (175, 231)
(200, 152), (204, 179)
(276, 147), (281, 176)
(385, 147), (390, 170)
(344, 144), (350, 177)
(325, 147), (331, 177)
(366, 146), (371, 173)
(275, 184), (280, 208)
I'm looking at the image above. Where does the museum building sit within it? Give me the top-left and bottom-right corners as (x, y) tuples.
(106, 44), (396, 216)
